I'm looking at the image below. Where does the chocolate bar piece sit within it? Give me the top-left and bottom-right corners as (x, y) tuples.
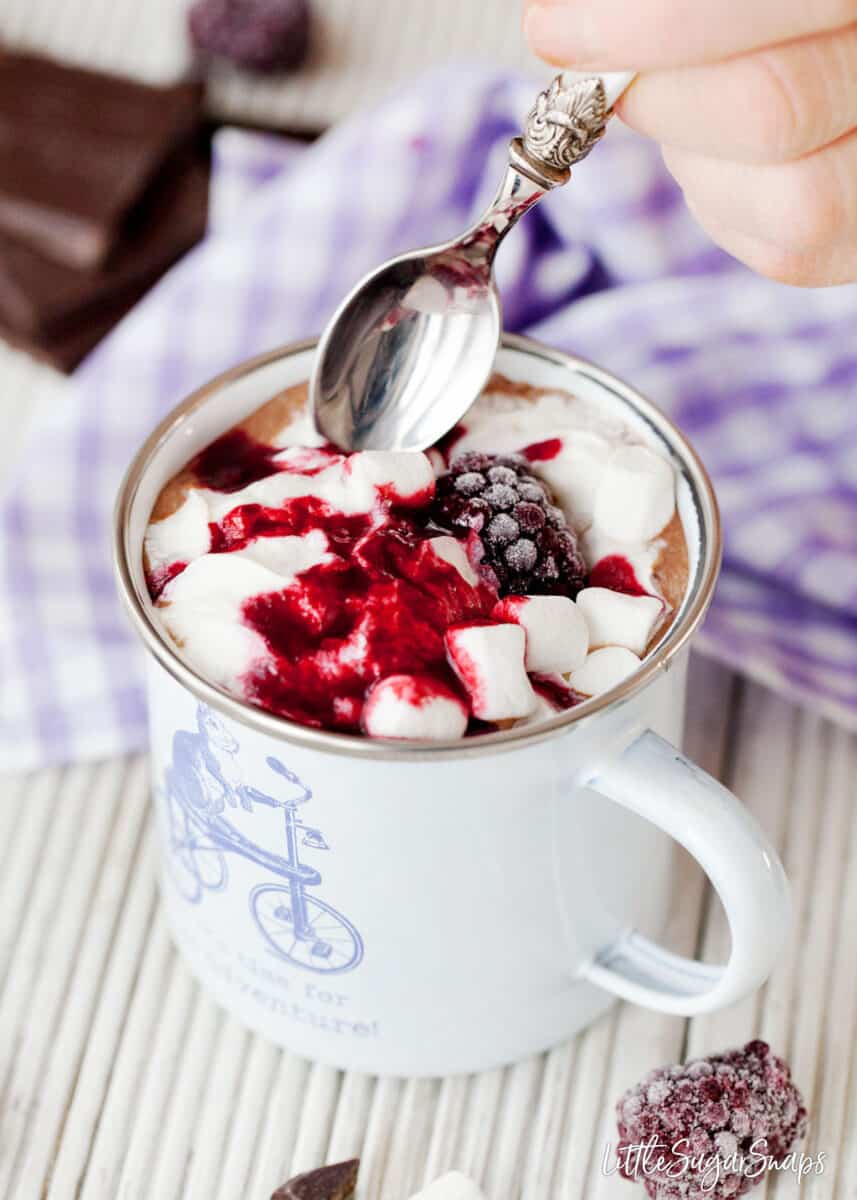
(271, 1159), (359, 1200)
(0, 151), (209, 372)
(0, 51), (201, 269)
(0, 293), (136, 373)
(0, 151), (209, 338)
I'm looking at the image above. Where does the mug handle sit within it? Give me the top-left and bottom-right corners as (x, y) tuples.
(577, 729), (790, 1015)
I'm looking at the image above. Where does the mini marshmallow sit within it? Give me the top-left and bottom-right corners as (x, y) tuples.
(583, 530), (659, 596)
(429, 536), (480, 587)
(272, 444), (341, 473)
(235, 529), (333, 577)
(144, 488), (212, 572)
(568, 646), (641, 697)
(157, 532), (333, 688)
(445, 623), (536, 721)
(591, 444), (675, 542)
(518, 682), (564, 726)
(576, 587), (664, 655)
(408, 1172), (486, 1200)
(206, 455), (385, 521)
(348, 450), (435, 506)
(536, 432), (611, 530)
(267, 405), (327, 450)
(492, 595), (589, 673)
(363, 675), (468, 740)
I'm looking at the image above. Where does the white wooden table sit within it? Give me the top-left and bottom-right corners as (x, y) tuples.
(1, 341), (856, 1199)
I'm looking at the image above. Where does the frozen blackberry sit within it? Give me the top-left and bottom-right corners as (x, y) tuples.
(615, 1041), (807, 1199)
(430, 452), (587, 597)
(188, 0), (311, 72)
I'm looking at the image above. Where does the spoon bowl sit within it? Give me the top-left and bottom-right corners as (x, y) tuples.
(312, 70), (635, 453)
(312, 246), (501, 452)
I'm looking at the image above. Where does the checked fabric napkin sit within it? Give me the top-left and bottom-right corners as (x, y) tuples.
(2, 65), (857, 771)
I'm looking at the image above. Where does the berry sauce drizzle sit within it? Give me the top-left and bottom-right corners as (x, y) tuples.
(531, 674), (582, 711)
(213, 498), (497, 733)
(189, 429), (285, 492)
(522, 437), (562, 462)
(147, 560), (186, 601)
(149, 429), (663, 736)
(588, 554), (647, 596)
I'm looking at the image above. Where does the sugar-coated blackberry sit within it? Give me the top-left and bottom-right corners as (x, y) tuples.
(188, 0), (311, 72)
(615, 1041), (807, 1199)
(430, 452), (587, 597)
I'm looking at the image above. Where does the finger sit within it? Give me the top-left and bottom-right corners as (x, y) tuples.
(662, 129), (857, 253)
(686, 210), (857, 285)
(523, 0), (857, 70)
(618, 24), (857, 164)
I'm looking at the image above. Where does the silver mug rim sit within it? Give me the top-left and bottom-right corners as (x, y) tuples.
(113, 333), (722, 762)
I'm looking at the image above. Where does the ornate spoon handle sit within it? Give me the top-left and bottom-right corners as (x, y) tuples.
(511, 70), (637, 188)
(455, 70), (636, 267)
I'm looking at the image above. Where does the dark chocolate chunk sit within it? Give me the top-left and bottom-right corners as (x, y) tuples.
(0, 151), (209, 372)
(0, 290), (138, 373)
(271, 1158), (359, 1200)
(0, 50), (201, 269)
(0, 150), (209, 338)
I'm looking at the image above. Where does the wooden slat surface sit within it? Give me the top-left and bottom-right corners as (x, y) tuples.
(2, 656), (854, 1199)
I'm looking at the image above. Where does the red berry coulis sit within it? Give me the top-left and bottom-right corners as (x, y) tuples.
(149, 429), (667, 735)
(522, 436), (562, 462)
(221, 501), (495, 732)
(190, 429), (285, 493)
(588, 553), (647, 596)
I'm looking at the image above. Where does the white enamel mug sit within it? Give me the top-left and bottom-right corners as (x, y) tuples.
(114, 335), (790, 1077)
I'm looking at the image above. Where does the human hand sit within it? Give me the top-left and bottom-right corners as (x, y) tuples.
(523, 0), (857, 285)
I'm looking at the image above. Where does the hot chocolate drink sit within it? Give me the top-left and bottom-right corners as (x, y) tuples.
(144, 374), (688, 739)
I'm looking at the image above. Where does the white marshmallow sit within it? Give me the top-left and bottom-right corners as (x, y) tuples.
(235, 529), (333, 577)
(450, 388), (624, 463)
(268, 407), (326, 450)
(445, 623), (536, 721)
(429, 536), (481, 587)
(347, 450), (435, 506)
(582, 530), (659, 596)
(408, 1172), (486, 1200)
(363, 675), (468, 740)
(518, 682), (563, 726)
(492, 595), (588, 673)
(157, 557), (280, 688)
(272, 444), (341, 473)
(195, 452), (432, 528)
(144, 489), (212, 572)
(591, 444), (675, 542)
(157, 533), (333, 688)
(576, 587), (664, 655)
(569, 646), (640, 697)
(535, 432), (610, 530)
(203, 457), (364, 520)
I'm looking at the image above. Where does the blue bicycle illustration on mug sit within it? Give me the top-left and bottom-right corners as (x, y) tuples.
(160, 705), (363, 975)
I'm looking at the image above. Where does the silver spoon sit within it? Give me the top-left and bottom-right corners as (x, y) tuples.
(311, 70), (636, 453)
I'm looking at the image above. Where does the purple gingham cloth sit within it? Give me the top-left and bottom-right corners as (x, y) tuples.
(2, 65), (857, 770)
